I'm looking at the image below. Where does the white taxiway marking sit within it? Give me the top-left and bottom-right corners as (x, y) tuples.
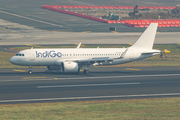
(0, 93), (180, 103)
(0, 74), (180, 82)
(0, 10), (63, 27)
(37, 82), (140, 88)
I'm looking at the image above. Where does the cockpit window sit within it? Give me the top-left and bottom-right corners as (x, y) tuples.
(15, 53), (25, 56)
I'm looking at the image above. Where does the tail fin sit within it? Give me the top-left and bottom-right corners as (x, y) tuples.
(131, 23), (158, 49)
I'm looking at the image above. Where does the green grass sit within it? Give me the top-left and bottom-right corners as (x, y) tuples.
(0, 51), (21, 68)
(0, 97), (180, 120)
(1, 44), (180, 68)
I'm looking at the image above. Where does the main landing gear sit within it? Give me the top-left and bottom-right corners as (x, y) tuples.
(28, 66), (32, 74)
(83, 69), (90, 74)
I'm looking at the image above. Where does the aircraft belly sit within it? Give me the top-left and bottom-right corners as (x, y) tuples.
(27, 58), (56, 66)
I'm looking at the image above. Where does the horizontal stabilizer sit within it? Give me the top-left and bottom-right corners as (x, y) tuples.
(141, 50), (161, 55)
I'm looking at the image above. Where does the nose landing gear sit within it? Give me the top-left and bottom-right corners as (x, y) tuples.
(28, 70), (32, 74)
(28, 66), (32, 74)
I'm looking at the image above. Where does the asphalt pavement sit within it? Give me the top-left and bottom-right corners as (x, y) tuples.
(0, 67), (180, 104)
(0, 0), (180, 32)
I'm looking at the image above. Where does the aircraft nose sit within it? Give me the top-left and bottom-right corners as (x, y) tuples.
(9, 56), (16, 64)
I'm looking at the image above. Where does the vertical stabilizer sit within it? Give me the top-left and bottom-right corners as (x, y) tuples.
(131, 23), (158, 49)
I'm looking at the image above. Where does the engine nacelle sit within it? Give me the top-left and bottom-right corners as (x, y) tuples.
(61, 62), (79, 73)
(47, 66), (61, 70)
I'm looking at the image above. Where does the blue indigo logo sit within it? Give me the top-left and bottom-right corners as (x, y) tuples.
(36, 51), (62, 58)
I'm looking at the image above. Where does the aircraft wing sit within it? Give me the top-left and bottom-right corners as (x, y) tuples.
(65, 57), (114, 63)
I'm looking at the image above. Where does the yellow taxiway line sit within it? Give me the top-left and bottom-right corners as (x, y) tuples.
(26, 44), (41, 47)
(81, 31), (91, 33)
(74, 43), (85, 47)
(111, 31), (118, 33)
(13, 69), (26, 72)
(126, 68), (141, 71)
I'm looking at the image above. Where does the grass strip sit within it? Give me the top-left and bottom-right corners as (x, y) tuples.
(0, 97), (180, 120)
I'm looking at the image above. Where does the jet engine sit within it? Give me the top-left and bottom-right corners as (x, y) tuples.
(61, 61), (79, 73)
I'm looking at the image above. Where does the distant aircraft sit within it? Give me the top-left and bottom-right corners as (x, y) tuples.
(10, 23), (161, 74)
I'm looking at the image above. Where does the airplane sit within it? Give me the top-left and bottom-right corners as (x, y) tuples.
(9, 23), (161, 74)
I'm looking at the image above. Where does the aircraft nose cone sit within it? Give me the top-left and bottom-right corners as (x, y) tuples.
(9, 57), (15, 64)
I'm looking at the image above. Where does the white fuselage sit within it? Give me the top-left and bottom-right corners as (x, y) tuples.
(9, 47), (160, 66)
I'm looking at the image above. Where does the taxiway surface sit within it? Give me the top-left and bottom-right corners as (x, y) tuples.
(0, 18), (180, 45)
(0, 67), (180, 104)
(0, 0), (180, 32)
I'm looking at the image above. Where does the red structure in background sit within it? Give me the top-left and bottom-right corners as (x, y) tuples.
(42, 5), (180, 27)
(42, 5), (106, 23)
(42, 5), (176, 10)
(125, 19), (180, 28)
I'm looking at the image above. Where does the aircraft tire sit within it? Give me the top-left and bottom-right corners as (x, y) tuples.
(84, 69), (90, 74)
(28, 70), (32, 74)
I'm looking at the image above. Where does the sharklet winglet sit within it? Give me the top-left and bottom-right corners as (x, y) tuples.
(76, 42), (81, 49)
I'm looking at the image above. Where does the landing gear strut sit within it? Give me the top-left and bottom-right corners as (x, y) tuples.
(83, 69), (90, 74)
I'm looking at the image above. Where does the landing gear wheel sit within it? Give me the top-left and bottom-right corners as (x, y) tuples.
(84, 69), (90, 74)
(28, 70), (32, 74)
